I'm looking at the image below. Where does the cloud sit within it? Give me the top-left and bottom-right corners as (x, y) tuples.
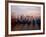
(11, 5), (41, 16)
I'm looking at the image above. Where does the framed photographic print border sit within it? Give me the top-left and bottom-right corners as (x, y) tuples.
(5, 0), (45, 36)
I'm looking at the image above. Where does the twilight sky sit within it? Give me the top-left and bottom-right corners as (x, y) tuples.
(11, 5), (41, 17)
